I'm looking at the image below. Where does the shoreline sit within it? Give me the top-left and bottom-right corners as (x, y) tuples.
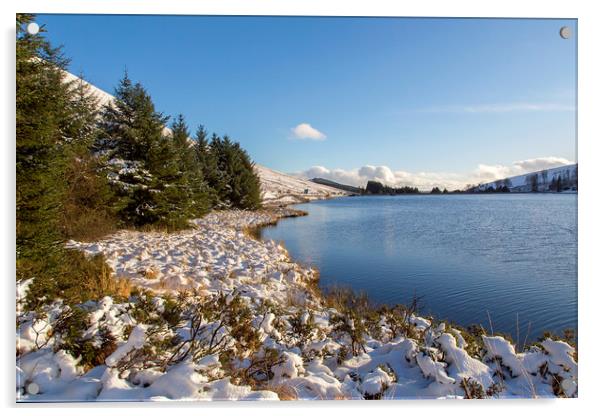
(17, 205), (578, 400)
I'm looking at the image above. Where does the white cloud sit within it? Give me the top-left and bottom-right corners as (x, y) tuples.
(294, 157), (573, 191)
(421, 102), (575, 114)
(512, 156), (573, 171)
(290, 123), (326, 141)
(296, 165), (468, 191)
(473, 157), (573, 183)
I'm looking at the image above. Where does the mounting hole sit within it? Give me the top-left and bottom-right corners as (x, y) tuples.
(559, 26), (571, 39)
(26, 382), (39, 395)
(27, 22), (39, 35)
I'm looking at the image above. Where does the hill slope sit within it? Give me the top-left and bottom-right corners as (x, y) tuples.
(472, 164), (577, 193)
(256, 165), (348, 206)
(310, 177), (362, 194)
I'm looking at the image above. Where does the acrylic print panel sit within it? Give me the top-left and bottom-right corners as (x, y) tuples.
(15, 14), (577, 401)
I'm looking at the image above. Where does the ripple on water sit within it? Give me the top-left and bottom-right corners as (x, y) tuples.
(261, 194), (577, 341)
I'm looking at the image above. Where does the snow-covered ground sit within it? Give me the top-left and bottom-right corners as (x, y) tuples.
(17, 210), (577, 401)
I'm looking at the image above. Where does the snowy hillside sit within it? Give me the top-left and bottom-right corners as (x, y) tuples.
(473, 164), (577, 193)
(256, 165), (348, 206)
(62, 71), (344, 205)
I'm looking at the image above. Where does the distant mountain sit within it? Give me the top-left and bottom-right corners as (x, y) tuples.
(470, 164), (577, 193)
(310, 178), (362, 194)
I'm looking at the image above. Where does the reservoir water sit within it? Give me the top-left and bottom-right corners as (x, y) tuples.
(259, 194), (577, 341)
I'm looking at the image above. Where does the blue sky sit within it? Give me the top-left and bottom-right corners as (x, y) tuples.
(36, 14), (577, 189)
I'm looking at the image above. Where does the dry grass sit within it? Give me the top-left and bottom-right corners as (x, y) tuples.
(82, 264), (132, 300)
(156, 278), (169, 291)
(322, 285), (373, 312)
(284, 291), (304, 308)
(305, 267), (322, 300)
(242, 208), (308, 241)
(61, 209), (118, 242)
(58, 250), (132, 304)
(139, 267), (159, 280)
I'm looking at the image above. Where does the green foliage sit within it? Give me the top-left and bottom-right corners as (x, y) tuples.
(460, 378), (486, 399)
(61, 77), (118, 240)
(336, 345), (350, 365)
(193, 126), (220, 208)
(210, 135), (262, 209)
(98, 74), (169, 161)
(159, 292), (263, 368)
(148, 134), (193, 229)
(364, 180), (419, 195)
(97, 75), (214, 229)
(238, 347), (283, 385)
(25, 250), (131, 309)
(327, 288), (376, 355)
(285, 311), (319, 350)
(17, 14), (120, 305)
(16, 14), (263, 312)
(16, 14), (71, 282)
(379, 304), (418, 341)
(51, 306), (117, 371)
(537, 328), (577, 349)
(61, 154), (118, 241)
(170, 116), (211, 217)
(121, 291), (281, 386)
(98, 74), (173, 226)
(96, 73), (262, 226)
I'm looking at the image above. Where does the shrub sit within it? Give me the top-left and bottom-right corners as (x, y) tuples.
(25, 250), (131, 309)
(225, 347), (284, 387)
(162, 292), (262, 367)
(59, 251), (131, 303)
(460, 378), (486, 399)
(325, 287), (383, 355)
(330, 310), (368, 356)
(286, 311), (318, 350)
(379, 304), (418, 341)
(61, 154), (118, 241)
(51, 306), (117, 371)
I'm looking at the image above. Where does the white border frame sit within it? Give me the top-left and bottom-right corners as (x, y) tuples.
(2, 1), (601, 415)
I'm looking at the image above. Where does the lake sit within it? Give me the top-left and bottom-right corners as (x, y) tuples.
(259, 194), (577, 342)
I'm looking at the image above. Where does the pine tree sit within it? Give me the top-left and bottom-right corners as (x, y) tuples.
(61, 76), (117, 239)
(16, 14), (72, 281)
(209, 134), (229, 206)
(194, 127), (220, 207)
(147, 131), (192, 228)
(98, 73), (169, 162)
(210, 135), (262, 209)
(169, 115), (210, 218)
(98, 73), (187, 227)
